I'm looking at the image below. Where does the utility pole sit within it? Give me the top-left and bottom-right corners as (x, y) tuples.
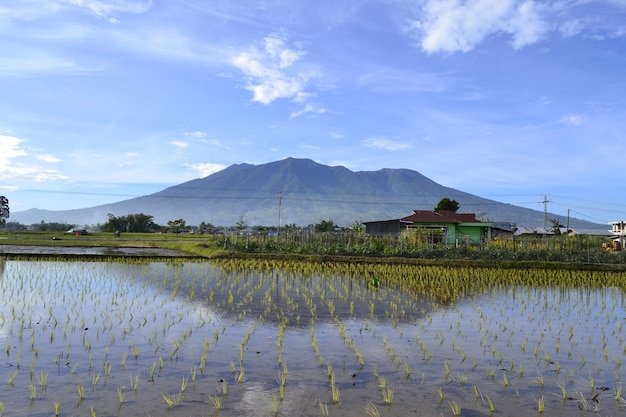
(541, 194), (551, 231)
(277, 190), (283, 250)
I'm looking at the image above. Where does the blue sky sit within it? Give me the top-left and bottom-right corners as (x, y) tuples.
(1, 0), (625, 226)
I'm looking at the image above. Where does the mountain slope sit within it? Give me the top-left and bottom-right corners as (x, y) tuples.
(11, 158), (603, 230)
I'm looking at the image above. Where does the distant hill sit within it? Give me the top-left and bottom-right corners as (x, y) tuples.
(11, 157), (605, 231)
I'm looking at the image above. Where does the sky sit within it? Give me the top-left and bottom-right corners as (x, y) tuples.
(1, 0), (625, 226)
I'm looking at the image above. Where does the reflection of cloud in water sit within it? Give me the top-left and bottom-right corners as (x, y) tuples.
(236, 382), (273, 415)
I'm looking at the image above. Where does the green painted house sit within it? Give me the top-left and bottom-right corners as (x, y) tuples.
(364, 210), (492, 244)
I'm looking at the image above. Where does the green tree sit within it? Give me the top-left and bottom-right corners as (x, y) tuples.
(167, 218), (187, 234)
(101, 213), (157, 233)
(350, 219), (364, 233)
(435, 198), (460, 213)
(550, 218), (565, 235)
(0, 196), (9, 227)
(37, 221), (74, 232)
(235, 216), (247, 231)
(198, 221), (214, 234)
(314, 219), (336, 232)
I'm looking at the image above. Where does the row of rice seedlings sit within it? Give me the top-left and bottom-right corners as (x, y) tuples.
(4, 259), (626, 416)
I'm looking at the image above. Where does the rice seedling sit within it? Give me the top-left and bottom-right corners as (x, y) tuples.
(161, 393), (181, 408)
(53, 400), (60, 416)
(36, 371), (48, 387)
(148, 361), (157, 383)
(29, 384), (36, 401)
(615, 383), (624, 402)
(180, 376), (189, 393)
(330, 373), (340, 404)
(271, 395), (279, 414)
(557, 381), (568, 400)
(364, 401), (380, 417)
(117, 386), (125, 405)
(576, 392), (590, 410)
(92, 372), (101, 389)
(209, 394), (222, 411)
(381, 386), (394, 405)
(6, 370), (18, 385)
(537, 395), (545, 413)
(449, 400), (461, 416)
(486, 396), (495, 413)
(77, 383), (85, 400)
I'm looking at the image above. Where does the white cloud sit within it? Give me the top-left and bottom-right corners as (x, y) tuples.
(362, 137), (413, 151)
(36, 154), (63, 162)
(184, 131), (207, 138)
(289, 103), (328, 119)
(412, 0), (547, 53)
(559, 19), (584, 38)
(185, 162), (226, 178)
(34, 171), (70, 182)
(169, 140), (189, 148)
(0, 135), (27, 167)
(62, 0), (152, 22)
(231, 36), (312, 105)
(559, 114), (584, 126)
(299, 143), (321, 150)
(328, 131), (345, 140)
(0, 134), (69, 182)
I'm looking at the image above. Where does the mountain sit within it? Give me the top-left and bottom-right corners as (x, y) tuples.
(11, 158), (604, 230)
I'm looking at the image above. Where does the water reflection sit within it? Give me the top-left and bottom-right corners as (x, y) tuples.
(0, 261), (624, 417)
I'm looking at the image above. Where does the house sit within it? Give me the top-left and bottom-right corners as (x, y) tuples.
(364, 210), (492, 244)
(609, 221), (626, 249)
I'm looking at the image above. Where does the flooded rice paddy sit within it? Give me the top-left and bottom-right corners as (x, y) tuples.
(0, 260), (625, 416)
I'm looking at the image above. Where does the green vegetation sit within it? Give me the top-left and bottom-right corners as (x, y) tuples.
(4, 229), (624, 270)
(434, 197), (460, 212)
(0, 196), (8, 227)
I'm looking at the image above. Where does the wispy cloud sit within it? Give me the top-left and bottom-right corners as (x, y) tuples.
(36, 154), (63, 163)
(168, 141), (189, 148)
(362, 137), (413, 151)
(231, 35), (315, 105)
(409, 0), (547, 53)
(61, 0), (153, 23)
(289, 103), (328, 119)
(559, 114), (584, 126)
(185, 162), (226, 178)
(328, 131), (345, 140)
(184, 131), (207, 138)
(299, 143), (321, 150)
(0, 134), (69, 181)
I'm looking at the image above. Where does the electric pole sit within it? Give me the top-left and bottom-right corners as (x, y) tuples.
(277, 190), (283, 250)
(541, 194), (551, 232)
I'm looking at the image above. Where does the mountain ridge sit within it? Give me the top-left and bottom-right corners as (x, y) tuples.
(11, 158), (604, 230)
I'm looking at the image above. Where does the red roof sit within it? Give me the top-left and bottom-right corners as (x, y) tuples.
(400, 210), (479, 224)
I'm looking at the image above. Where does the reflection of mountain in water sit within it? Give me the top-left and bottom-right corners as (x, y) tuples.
(154, 262), (433, 328)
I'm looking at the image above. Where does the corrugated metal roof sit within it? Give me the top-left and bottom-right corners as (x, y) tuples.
(401, 210), (479, 224)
